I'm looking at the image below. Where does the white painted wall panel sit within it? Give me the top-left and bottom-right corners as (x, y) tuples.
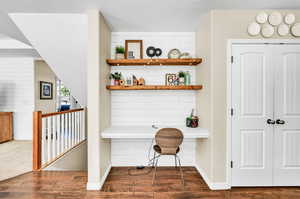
(111, 32), (196, 126)
(0, 57), (34, 140)
(111, 139), (195, 166)
(110, 32), (197, 166)
(111, 32), (195, 59)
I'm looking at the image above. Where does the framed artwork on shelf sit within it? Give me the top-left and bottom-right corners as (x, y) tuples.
(125, 40), (143, 59)
(165, 73), (177, 86)
(40, 81), (53, 100)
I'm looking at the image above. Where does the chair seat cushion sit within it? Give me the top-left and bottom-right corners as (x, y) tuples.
(153, 145), (180, 155)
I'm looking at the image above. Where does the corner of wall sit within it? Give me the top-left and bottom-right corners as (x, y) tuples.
(194, 11), (213, 186)
(99, 12), (112, 181)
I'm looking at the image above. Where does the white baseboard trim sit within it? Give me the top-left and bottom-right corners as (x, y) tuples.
(194, 164), (230, 190)
(99, 164), (112, 189)
(86, 164), (112, 190)
(86, 182), (101, 190)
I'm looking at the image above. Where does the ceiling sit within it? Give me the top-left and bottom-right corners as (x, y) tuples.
(1, 0), (300, 42)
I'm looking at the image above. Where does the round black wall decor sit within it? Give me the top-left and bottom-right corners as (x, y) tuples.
(146, 46), (156, 58)
(155, 48), (162, 57)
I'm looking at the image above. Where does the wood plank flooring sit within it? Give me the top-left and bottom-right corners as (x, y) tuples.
(0, 167), (299, 198)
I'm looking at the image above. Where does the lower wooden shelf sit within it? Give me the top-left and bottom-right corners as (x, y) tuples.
(106, 85), (203, 90)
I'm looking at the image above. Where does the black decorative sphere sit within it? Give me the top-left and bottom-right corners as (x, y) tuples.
(155, 48), (162, 57)
(146, 46), (156, 58)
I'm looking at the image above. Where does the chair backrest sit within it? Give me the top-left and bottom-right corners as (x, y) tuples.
(155, 128), (184, 155)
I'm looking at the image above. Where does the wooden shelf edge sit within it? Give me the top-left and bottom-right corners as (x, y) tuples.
(106, 85), (203, 90)
(106, 58), (202, 66)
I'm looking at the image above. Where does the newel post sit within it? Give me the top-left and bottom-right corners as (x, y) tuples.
(33, 111), (42, 171)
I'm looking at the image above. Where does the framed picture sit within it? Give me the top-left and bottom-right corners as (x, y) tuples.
(125, 40), (143, 59)
(165, 73), (177, 86)
(40, 81), (53, 100)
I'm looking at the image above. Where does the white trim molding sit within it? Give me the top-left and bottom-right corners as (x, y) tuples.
(86, 164), (112, 190)
(99, 164), (112, 189)
(195, 165), (230, 190)
(86, 182), (101, 190)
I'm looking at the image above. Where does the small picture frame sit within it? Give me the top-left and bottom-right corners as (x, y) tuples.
(40, 81), (53, 100)
(125, 40), (143, 59)
(165, 73), (177, 86)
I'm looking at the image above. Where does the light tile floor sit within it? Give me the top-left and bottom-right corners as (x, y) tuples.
(0, 141), (32, 181)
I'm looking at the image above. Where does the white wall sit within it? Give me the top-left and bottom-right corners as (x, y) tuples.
(99, 12), (112, 183)
(44, 141), (87, 171)
(87, 10), (102, 190)
(196, 9), (300, 185)
(34, 60), (57, 113)
(0, 57), (34, 140)
(10, 13), (88, 106)
(111, 32), (196, 126)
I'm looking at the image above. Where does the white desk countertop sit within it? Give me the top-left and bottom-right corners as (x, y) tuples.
(101, 126), (209, 139)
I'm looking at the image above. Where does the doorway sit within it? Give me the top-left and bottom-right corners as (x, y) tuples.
(230, 42), (300, 186)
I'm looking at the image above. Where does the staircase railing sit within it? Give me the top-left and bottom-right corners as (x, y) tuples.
(33, 108), (86, 171)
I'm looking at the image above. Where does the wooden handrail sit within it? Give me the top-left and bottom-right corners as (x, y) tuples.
(33, 111), (42, 171)
(42, 108), (84, 118)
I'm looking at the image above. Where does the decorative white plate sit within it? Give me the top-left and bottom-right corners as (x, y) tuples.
(248, 22), (261, 36)
(168, 49), (181, 59)
(256, 12), (268, 24)
(291, 23), (300, 37)
(268, 12), (283, 26)
(278, 24), (290, 36)
(285, 13), (296, 25)
(261, 24), (275, 38)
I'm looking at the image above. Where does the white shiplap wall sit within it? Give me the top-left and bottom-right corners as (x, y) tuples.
(110, 32), (198, 166)
(111, 32), (196, 126)
(0, 58), (35, 140)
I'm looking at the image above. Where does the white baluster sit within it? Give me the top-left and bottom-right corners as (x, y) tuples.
(71, 112), (73, 147)
(41, 118), (46, 165)
(78, 111), (81, 142)
(77, 111), (80, 142)
(68, 113), (71, 149)
(62, 113), (66, 152)
(81, 110), (85, 140)
(52, 116), (56, 158)
(47, 117), (52, 162)
(57, 115), (61, 156)
(75, 112), (78, 144)
(72, 112), (75, 146)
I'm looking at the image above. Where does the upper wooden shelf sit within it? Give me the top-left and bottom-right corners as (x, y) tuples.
(106, 85), (203, 90)
(106, 58), (202, 66)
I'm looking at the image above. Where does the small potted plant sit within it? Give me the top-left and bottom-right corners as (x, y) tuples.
(178, 71), (185, 85)
(115, 46), (125, 60)
(109, 72), (122, 85)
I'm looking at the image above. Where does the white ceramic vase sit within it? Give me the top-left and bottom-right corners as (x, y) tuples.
(115, 53), (125, 60)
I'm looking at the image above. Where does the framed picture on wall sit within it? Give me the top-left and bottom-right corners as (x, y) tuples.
(125, 40), (143, 59)
(40, 81), (53, 100)
(165, 73), (177, 86)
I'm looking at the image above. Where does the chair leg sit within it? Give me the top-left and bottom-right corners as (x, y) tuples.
(174, 155), (177, 168)
(152, 151), (156, 167)
(176, 155), (185, 186)
(152, 155), (160, 185)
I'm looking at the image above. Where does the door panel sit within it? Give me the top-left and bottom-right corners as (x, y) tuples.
(240, 130), (265, 168)
(240, 53), (266, 117)
(231, 45), (274, 186)
(274, 45), (300, 186)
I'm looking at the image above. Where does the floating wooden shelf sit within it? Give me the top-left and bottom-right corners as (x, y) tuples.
(106, 85), (203, 90)
(106, 58), (202, 66)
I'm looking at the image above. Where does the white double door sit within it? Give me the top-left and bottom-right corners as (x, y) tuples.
(231, 44), (300, 186)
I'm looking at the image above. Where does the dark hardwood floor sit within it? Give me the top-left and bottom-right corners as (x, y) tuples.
(0, 167), (299, 199)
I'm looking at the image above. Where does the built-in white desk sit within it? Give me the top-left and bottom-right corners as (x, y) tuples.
(101, 125), (209, 166)
(101, 125), (209, 139)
